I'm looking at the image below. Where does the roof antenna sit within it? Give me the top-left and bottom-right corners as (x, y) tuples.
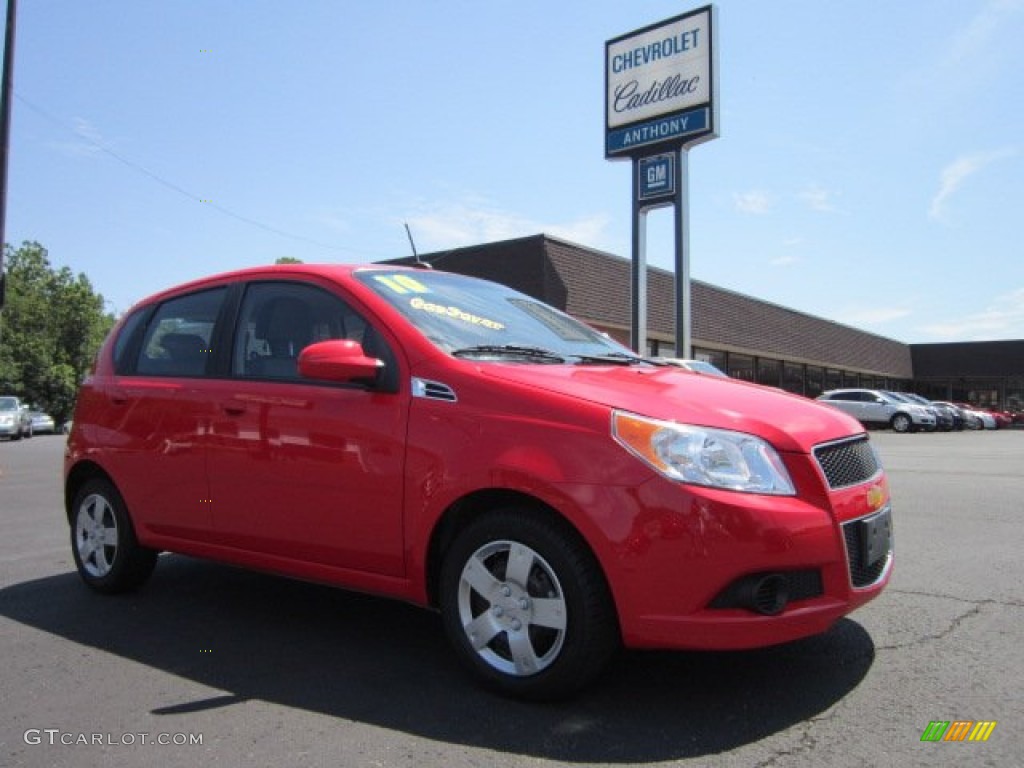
(404, 222), (432, 269)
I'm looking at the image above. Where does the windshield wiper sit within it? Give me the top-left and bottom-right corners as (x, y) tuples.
(570, 352), (646, 366)
(451, 344), (567, 363)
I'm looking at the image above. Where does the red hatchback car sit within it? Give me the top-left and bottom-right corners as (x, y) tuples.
(65, 264), (893, 699)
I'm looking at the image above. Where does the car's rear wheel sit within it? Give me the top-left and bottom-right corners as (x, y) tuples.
(891, 413), (912, 433)
(439, 507), (619, 700)
(70, 478), (157, 593)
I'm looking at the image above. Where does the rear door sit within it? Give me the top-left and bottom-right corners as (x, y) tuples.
(100, 287), (227, 541)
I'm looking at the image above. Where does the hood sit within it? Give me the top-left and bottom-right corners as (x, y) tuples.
(480, 364), (864, 454)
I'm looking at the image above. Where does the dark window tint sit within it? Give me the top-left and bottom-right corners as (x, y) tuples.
(232, 281), (395, 387)
(112, 308), (149, 375)
(135, 288), (226, 377)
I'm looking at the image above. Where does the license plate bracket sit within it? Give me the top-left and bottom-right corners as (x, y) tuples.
(861, 506), (892, 567)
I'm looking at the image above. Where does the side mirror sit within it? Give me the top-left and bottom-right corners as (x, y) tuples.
(297, 339), (383, 383)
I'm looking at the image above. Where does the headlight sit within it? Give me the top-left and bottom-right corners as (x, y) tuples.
(612, 411), (796, 495)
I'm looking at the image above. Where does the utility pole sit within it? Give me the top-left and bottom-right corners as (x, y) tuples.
(0, 0), (17, 315)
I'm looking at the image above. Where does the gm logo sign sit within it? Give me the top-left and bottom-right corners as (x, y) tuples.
(638, 153), (676, 203)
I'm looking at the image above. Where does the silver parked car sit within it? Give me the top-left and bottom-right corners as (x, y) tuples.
(0, 396), (34, 440)
(901, 394), (962, 431)
(816, 388), (937, 433)
(29, 411), (57, 435)
(933, 401), (982, 430)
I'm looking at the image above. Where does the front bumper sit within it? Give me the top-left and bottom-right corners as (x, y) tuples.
(565, 457), (892, 651)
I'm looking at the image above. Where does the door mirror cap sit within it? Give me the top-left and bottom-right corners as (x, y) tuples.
(298, 340), (383, 383)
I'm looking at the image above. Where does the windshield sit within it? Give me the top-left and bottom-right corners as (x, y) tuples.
(357, 269), (640, 362)
(0, 397), (17, 411)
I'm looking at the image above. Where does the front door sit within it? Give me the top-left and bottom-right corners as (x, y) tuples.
(205, 280), (408, 576)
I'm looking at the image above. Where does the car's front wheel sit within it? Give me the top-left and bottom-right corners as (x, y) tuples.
(70, 478), (157, 593)
(891, 413), (912, 433)
(439, 508), (619, 700)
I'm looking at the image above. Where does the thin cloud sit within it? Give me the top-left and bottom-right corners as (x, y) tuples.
(799, 184), (840, 213)
(48, 117), (109, 158)
(400, 200), (611, 252)
(918, 287), (1024, 340)
(733, 190), (772, 215)
(928, 148), (1017, 221)
(950, 0), (1024, 64)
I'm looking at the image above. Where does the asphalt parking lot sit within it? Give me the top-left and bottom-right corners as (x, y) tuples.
(1, 430), (1021, 767)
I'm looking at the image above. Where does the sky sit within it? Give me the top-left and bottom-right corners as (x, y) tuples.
(5, 0), (1023, 343)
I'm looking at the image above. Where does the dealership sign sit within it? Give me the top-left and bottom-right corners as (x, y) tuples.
(605, 6), (718, 157)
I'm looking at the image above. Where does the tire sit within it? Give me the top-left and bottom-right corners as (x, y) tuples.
(891, 413), (912, 433)
(439, 507), (619, 700)
(70, 478), (157, 594)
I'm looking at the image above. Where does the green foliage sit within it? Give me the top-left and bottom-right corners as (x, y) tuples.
(274, 256), (303, 264)
(0, 242), (114, 424)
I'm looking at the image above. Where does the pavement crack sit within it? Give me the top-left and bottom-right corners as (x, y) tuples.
(874, 591), (1021, 652)
(888, 588), (1024, 609)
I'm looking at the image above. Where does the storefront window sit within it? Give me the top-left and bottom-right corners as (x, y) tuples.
(805, 366), (824, 397)
(1006, 377), (1023, 412)
(729, 354), (755, 382)
(824, 368), (842, 391)
(756, 358), (781, 387)
(782, 362), (804, 395)
(694, 347), (727, 372)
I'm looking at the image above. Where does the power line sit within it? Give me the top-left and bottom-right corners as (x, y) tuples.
(14, 93), (395, 259)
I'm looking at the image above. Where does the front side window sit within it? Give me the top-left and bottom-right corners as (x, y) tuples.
(135, 288), (226, 377)
(232, 281), (390, 383)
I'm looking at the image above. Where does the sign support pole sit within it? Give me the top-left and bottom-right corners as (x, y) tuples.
(674, 148), (691, 359)
(630, 158), (647, 354)
(607, 5), (717, 359)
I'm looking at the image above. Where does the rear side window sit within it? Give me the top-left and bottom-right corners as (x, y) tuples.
(112, 308), (149, 375)
(135, 288), (227, 377)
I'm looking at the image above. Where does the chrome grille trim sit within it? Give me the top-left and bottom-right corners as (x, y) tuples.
(813, 435), (881, 490)
(841, 507), (894, 589)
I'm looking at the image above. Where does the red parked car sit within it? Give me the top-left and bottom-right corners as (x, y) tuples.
(984, 409), (1013, 429)
(64, 265), (893, 699)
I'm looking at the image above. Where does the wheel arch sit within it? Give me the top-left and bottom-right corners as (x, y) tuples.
(64, 460), (116, 524)
(423, 488), (615, 618)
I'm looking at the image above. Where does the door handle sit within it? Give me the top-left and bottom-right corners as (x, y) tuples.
(221, 403), (246, 416)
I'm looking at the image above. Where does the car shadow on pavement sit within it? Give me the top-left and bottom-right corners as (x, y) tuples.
(0, 555), (875, 762)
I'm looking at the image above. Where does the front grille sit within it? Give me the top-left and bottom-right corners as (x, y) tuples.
(842, 511), (892, 588)
(814, 436), (880, 490)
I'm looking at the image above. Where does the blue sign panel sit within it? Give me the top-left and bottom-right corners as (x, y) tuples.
(606, 107), (709, 156)
(638, 154), (675, 202)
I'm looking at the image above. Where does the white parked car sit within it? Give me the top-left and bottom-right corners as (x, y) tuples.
(816, 389), (936, 433)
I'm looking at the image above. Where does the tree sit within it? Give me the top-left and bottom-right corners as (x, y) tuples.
(0, 242), (114, 423)
(274, 256), (303, 264)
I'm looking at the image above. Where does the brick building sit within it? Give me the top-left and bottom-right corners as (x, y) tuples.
(387, 234), (1022, 409)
